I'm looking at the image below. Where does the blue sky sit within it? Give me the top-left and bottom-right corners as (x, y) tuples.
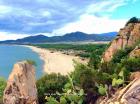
(0, 0), (140, 40)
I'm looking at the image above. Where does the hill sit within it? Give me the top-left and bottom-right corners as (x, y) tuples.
(0, 32), (117, 44)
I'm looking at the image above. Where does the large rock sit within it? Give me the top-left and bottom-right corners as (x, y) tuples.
(3, 61), (38, 104)
(102, 23), (140, 62)
(99, 78), (140, 104)
(130, 44), (140, 58)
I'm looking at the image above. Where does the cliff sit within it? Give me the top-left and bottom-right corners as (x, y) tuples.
(102, 22), (140, 62)
(3, 61), (38, 104)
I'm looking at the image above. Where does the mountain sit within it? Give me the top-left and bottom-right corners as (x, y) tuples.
(0, 32), (117, 44)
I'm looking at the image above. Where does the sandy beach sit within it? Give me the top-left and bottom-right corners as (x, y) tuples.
(25, 45), (87, 75)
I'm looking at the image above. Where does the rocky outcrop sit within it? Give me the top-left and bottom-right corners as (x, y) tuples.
(3, 61), (38, 104)
(99, 77), (140, 104)
(130, 44), (140, 58)
(102, 23), (140, 62)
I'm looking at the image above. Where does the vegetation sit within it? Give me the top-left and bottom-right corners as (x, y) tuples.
(35, 44), (108, 104)
(37, 42), (140, 104)
(126, 17), (140, 26)
(121, 57), (140, 72)
(26, 59), (37, 66)
(36, 73), (68, 104)
(111, 47), (133, 63)
(0, 77), (6, 103)
(35, 43), (134, 103)
(46, 76), (85, 104)
(33, 44), (107, 58)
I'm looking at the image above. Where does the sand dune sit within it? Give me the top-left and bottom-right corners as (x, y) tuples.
(25, 45), (87, 75)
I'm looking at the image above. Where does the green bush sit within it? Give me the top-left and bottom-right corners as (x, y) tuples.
(71, 62), (96, 92)
(46, 76), (85, 104)
(88, 51), (101, 69)
(26, 59), (37, 66)
(112, 47), (133, 63)
(0, 77), (6, 103)
(121, 57), (140, 72)
(36, 73), (68, 104)
(97, 84), (108, 96)
(126, 17), (140, 26)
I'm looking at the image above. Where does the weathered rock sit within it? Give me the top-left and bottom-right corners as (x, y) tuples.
(130, 71), (140, 81)
(102, 23), (140, 62)
(3, 61), (38, 104)
(130, 44), (140, 58)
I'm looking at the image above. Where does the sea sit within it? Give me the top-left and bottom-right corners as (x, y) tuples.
(0, 45), (44, 79)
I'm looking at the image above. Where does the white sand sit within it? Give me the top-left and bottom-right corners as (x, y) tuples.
(25, 45), (87, 75)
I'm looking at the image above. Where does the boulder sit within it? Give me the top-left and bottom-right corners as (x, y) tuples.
(3, 61), (38, 104)
(130, 44), (140, 58)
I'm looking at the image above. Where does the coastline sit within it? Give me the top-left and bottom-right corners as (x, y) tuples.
(24, 45), (87, 75)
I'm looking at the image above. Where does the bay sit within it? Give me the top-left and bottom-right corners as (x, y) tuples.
(0, 45), (44, 79)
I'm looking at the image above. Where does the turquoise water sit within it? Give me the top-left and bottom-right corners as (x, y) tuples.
(0, 45), (44, 79)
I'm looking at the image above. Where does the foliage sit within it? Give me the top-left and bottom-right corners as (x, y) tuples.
(26, 59), (37, 66)
(34, 44), (107, 58)
(96, 84), (108, 96)
(126, 17), (140, 26)
(36, 42), (140, 103)
(0, 77), (6, 103)
(112, 70), (125, 87)
(121, 57), (140, 72)
(111, 47), (133, 63)
(71, 62), (96, 92)
(46, 76), (85, 104)
(88, 50), (102, 69)
(36, 73), (68, 104)
(46, 96), (59, 104)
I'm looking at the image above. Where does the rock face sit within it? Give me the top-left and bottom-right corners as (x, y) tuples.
(99, 78), (140, 104)
(130, 44), (140, 58)
(3, 61), (38, 104)
(102, 23), (140, 62)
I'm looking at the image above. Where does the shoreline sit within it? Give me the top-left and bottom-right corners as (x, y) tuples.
(24, 45), (87, 75)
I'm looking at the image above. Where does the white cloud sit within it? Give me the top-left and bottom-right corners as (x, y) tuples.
(0, 32), (29, 41)
(41, 10), (52, 18)
(51, 0), (128, 35)
(0, 0), (132, 40)
(0, 5), (11, 14)
(53, 15), (127, 35)
(86, 0), (126, 14)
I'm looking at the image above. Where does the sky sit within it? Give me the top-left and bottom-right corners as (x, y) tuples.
(0, 0), (140, 40)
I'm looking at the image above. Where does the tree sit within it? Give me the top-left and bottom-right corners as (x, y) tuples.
(126, 17), (139, 26)
(36, 73), (68, 104)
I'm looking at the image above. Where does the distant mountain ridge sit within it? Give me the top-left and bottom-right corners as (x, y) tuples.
(0, 32), (117, 44)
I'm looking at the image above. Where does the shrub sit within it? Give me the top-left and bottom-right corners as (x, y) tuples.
(126, 17), (140, 26)
(36, 73), (68, 104)
(112, 70), (125, 87)
(71, 62), (96, 92)
(111, 47), (133, 63)
(46, 76), (85, 104)
(121, 57), (140, 72)
(97, 84), (108, 96)
(26, 59), (37, 66)
(0, 77), (6, 103)
(88, 51), (101, 69)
